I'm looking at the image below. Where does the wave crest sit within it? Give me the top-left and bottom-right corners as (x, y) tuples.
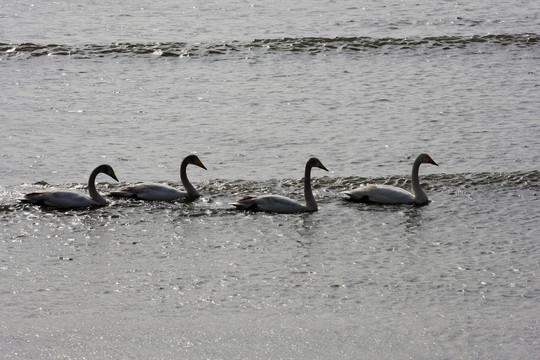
(2, 33), (538, 60)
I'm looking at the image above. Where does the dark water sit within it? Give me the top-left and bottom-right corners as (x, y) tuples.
(1, 0), (539, 358)
(2, 33), (538, 59)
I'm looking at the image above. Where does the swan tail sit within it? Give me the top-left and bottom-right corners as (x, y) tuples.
(340, 190), (369, 202)
(109, 191), (137, 199)
(230, 203), (259, 211)
(20, 192), (47, 205)
(230, 196), (260, 211)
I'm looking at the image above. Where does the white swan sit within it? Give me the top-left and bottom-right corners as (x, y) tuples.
(110, 154), (206, 201)
(21, 164), (119, 209)
(342, 153), (438, 205)
(231, 157), (328, 213)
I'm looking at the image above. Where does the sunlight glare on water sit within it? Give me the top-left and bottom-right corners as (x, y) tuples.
(1, 0), (539, 358)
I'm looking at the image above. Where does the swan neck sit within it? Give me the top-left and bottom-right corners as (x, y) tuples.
(411, 158), (428, 203)
(88, 167), (106, 205)
(180, 160), (199, 198)
(304, 164), (317, 211)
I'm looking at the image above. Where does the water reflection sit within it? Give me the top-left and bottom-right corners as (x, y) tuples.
(294, 214), (321, 239)
(402, 206), (424, 236)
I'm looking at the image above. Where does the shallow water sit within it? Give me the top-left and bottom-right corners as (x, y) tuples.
(1, 0), (539, 358)
(2, 171), (538, 358)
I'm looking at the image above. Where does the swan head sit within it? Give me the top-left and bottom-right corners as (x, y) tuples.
(97, 164), (119, 181)
(184, 155), (207, 170)
(418, 153), (438, 166)
(307, 157), (329, 172)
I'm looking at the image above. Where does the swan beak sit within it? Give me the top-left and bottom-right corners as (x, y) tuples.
(319, 162), (329, 172)
(197, 160), (207, 170)
(428, 157), (439, 166)
(110, 171), (119, 182)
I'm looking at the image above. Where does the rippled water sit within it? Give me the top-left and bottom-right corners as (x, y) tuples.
(1, 0), (539, 358)
(3, 33), (538, 60)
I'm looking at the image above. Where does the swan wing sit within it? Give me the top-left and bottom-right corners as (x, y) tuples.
(23, 191), (98, 208)
(231, 195), (307, 213)
(343, 184), (415, 204)
(111, 183), (186, 201)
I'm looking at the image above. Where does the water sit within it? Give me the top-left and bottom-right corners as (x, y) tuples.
(1, 1), (539, 358)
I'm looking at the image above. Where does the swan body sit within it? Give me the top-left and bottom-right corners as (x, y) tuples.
(110, 155), (206, 201)
(21, 164), (118, 209)
(342, 153), (438, 205)
(231, 157), (328, 213)
(233, 195), (313, 213)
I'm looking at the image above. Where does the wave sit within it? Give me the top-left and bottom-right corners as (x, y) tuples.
(5, 170), (538, 200)
(1, 33), (538, 60)
(1, 170), (537, 214)
(273, 169), (540, 193)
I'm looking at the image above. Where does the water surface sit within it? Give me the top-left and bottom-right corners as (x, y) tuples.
(1, 0), (539, 358)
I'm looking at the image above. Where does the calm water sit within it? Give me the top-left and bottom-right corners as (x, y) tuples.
(1, 1), (539, 358)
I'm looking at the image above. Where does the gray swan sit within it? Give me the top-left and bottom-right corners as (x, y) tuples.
(21, 164), (118, 209)
(231, 157), (328, 213)
(342, 153), (438, 205)
(110, 154), (206, 201)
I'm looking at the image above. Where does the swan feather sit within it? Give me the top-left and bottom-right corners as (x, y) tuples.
(22, 191), (102, 208)
(232, 195), (310, 213)
(231, 157), (328, 214)
(343, 184), (415, 204)
(110, 154), (206, 201)
(21, 164), (118, 209)
(113, 183), (187, 201)
(342, 153), (438, 205)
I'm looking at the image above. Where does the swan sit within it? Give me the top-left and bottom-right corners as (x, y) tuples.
(231, 157), (329, 213)
(21, 164), (119, 209)
(341, 153), (438, 205)
(110, 154), (206, 201)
